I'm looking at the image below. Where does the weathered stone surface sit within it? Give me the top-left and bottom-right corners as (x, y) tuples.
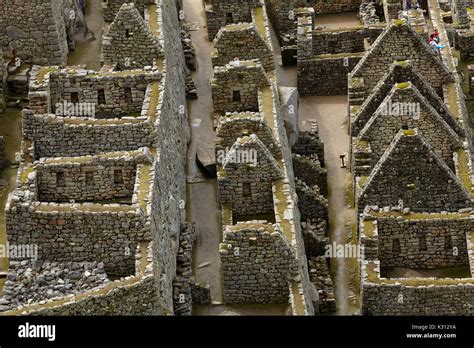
(196, 147), (217, 177)
(102, 3), (161, 69)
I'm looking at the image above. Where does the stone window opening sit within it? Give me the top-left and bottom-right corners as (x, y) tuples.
(124, 87), (133, 104)
(327, 40), (336, 54)
(114, 169), (124, 185)
(419, 234), (428, 251)
(56, 172), (65, 187)
(242, 182), (252, 198)
(86, 171), (95, 188)
(98, 89), (106, 105)
(71, 92), (79, 104)
(392, 238), (401, 254)
(232, 90), (241, 103)
(444, 235), (453, 251)
(125, 29), (133, 38)
(225, 12), (233, 25)
(249, 236), (257, 247)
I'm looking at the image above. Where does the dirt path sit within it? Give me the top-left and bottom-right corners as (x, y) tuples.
(315, 13), (362, 29)
(183, 0), (223, 305)
(185, 1), (294, 316)
(299, 96), (357, 315)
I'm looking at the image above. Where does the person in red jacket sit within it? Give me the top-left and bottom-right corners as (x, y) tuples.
(429, 28), (439, 43)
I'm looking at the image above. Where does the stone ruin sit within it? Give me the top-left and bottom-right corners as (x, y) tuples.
(348, 19), (474, 315)
(265, 0), (369, 64)
(206, 0), (337, 314)
(102, 0), (156, 23)
(0, 0), (88, 66)
(102, 3), (161, 69)
(0, 0), (189, 315)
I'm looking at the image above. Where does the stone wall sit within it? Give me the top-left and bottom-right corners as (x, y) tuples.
(305, 28), (383, 57)
(205, 0), (254, 41)
(358, 83), (462, 171)
(295, 179), (328, 222)
(215, 112), (279, 157)
(307, 0), (363, 13)
(292, 130), (325, 167)
(218, 135), (282, 217)
(350, 20), (453, 94)
(298, 55), (362, 96)
(358, 130), (472, 213)
(456, 30), (474, 60)
(23, 110), (156, 159)
(103, 0), (154, 23)
(147, 0), (189, 315)
(220, 223), (296, 304)
(102, 3), (161, 69)
(293, 154), (327, 196)
(212, 24), (274, 72)
(35, 151), (150, 202)
(1, 243), (163, 315)
(0, 0), (68, 65)
(0, 137), (7, 169)
(48, 71), (160, 116)
(212, 60), (270, 114)
(6, 199), (151, 277)
(361, 261), (474, 315)
(308, 256), (336, 314)
(373, 216), (471, 269)
(173, 223), (196, 316)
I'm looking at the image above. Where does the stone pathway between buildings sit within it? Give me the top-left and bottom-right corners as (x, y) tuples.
(268, 17), (359, 315)
(185, 0), (290, 316)
(299, 96), (358, 315)
(183, 0), (223, 306)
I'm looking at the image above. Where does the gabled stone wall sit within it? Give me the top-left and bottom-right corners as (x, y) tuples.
(103, 0), (154, 22)
(220, 223), (296, 304)
(102, 3), (161, 69)
(351, 20), (453, 94)
(218, 135), (282, 217)
(358, 130), (472, 214)
(358, 83), (462, 170)
(212, 24), (274, 72)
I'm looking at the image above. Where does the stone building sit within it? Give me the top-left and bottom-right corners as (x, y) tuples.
(0, 0), (188, 315)
(347, 18), (474, 315)
(295, 7), (385, 95)
(0, 0), (72, 65)
(102, 3), (161, 69)
(350, 20), (453, 95)
(212, 0), (320, 314)
(360, 209), (474, 315)
(212, 23), (275, 72)
(205, 0), (255, 41)
(356, 129), (471, 214)
(265, 0), (366, 64)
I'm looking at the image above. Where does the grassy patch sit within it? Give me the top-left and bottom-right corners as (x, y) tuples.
(456, 148), (473, 194)
(362, 219), (376, 238)
(37, 67), (57, 84)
